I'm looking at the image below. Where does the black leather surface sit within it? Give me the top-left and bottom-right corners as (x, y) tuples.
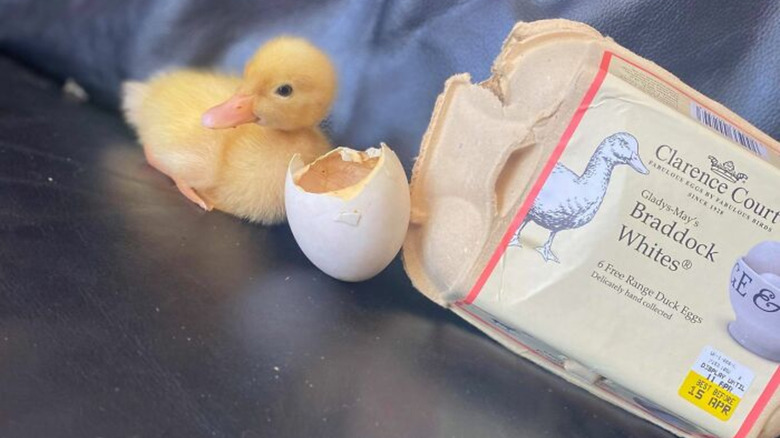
(1, 1), (778, 437)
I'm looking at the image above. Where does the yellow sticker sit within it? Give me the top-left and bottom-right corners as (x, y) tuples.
(679, 370), (741, 421)
(679, 346), (755, 421)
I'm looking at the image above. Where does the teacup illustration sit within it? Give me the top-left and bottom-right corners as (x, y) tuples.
(729, 241), (780, 362)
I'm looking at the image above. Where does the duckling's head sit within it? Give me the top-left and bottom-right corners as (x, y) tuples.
(600, 132), (648, 174)
(202, 37), (337, 131)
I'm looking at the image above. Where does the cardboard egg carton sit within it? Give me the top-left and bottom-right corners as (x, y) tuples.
(403, 19), (780, 438)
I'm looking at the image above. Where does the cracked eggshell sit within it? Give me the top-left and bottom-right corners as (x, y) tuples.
(285, 143), (410, 282)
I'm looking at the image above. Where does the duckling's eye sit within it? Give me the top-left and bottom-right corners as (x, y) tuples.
(275, 84), (293, 97)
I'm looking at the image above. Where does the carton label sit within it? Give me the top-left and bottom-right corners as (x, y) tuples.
(464, 51), (780, 438)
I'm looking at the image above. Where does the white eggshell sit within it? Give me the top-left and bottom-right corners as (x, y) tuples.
(745, 241), (780, 276)
(285, 144), (410, 282)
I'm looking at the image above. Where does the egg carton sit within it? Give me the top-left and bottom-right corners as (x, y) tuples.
(403, 19), (780, 438)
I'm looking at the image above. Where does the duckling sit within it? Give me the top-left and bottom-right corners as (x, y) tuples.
(509, 132), (648, 262)
(122, 37), (337, 224)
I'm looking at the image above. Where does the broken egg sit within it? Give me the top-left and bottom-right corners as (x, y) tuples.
(285, 143), (410, 282)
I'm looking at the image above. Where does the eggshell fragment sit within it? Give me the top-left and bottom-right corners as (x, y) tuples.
(285, 143), (410, 282)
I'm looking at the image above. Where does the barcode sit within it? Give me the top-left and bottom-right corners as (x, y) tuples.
(690, 103), (767, 158)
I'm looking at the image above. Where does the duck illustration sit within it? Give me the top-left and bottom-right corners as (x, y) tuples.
(509, 132), (648, 262)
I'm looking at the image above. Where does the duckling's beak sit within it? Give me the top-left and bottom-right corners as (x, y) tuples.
(629, 153), (649, 175)
(201, 94), (258, 129)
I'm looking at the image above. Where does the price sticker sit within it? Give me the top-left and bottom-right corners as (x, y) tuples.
(679, 346), (755, 421)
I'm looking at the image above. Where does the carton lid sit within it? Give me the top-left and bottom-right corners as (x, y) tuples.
(402, 19), (780, 438)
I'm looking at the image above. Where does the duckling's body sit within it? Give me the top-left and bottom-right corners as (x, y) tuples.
(207, 121), (329, 222)
(122, 37), (336, 224)
(510, 132), (648, 262)
(124, 72), (241, 203)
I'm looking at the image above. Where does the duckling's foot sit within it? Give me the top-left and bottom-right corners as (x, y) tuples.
(536, 246), (560, 263)
(174, 180), (213, 211)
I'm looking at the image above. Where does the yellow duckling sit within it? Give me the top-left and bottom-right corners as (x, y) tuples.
(122, 37), (337, 224)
